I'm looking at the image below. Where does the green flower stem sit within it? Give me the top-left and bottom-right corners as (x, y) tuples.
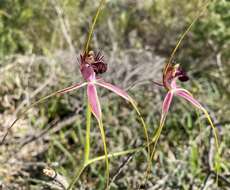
(84, 102), (91, 163)
(87, 147), (143, 165)
(67, 147), (144, 190)
(144, 115), (166, 184)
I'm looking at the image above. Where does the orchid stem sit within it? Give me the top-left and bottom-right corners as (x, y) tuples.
(84, 102), (91, 163)
(68, 101), (92, 190)
(141, 114), (166, 189)
(87, 147), (142, 165)
(67, 146), (144, 189)
(67, 134), (157, 189)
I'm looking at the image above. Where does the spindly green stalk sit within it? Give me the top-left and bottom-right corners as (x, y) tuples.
(67, 139), (154, 189)
(68, 100), (92, 190)
(84, 102), (92, 162)
(140, 114), (166, 189)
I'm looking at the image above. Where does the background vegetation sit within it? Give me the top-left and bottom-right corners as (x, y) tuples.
(0, 0), (229, 189)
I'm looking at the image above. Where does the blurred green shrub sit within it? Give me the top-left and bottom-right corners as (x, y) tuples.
(0, 0), (228, 59)
(192, 0), (230, 59)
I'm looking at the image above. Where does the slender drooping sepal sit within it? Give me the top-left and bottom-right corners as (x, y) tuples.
(175, 88), (219, 149)
(57, 82), (87, 94)
(96, 80), (150, 160)
(175, 88), (220, 175)
(1, 82), (86, 145)
(151, 91), (174, 148)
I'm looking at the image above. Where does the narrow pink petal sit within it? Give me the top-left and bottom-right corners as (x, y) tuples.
(152, 91), (174, 144)
(170, 78), (178, 89)
(57, 82), (87, 95)
(174, 88), (202, 109)
(87, 83), (102, 120)
(95, 80), (130, 101)
(162, 91), (174, 114)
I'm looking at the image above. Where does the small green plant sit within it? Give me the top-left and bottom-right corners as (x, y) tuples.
(142, 0), (220, 187)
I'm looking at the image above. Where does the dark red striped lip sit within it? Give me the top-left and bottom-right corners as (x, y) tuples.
(80, 51), (107, 75)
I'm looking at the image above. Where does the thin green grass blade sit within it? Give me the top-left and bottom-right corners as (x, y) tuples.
(1, 90), (61, 144)
(67, 130), (159, 189)
(67, 163), (87, 190)
(84, 0), (106, 53)
(53, 140), (76, 166)
(1, 82), (87, 144)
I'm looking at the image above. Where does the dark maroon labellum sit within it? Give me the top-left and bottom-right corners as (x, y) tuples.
(91, 52), (107, 74)
(178, 76), (189, 82)
(80, 51), (107, 75)
(91, 61), (107, 74)
(175, 67), (189, 82)
(178, 75), (189, 82)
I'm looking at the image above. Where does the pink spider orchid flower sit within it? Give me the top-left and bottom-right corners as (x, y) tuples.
(1, 51), (127, 137)
(59, 51), (136, 184)
(57, 50), (134, 123)
(1, 50), (150, 187)
(150, 62), (220, 169)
